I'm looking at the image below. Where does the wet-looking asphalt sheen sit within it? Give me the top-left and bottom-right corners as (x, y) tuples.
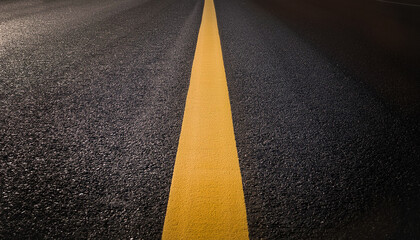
(1, 0), (419, 239)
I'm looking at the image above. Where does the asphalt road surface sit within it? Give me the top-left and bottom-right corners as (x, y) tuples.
(1, 0), (419, 239)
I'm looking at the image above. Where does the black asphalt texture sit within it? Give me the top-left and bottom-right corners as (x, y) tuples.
(1, 0), (203, 238)
(1, 0), (419, 239)
(215, 0), (419, 239)
(254, 0), (420, 115)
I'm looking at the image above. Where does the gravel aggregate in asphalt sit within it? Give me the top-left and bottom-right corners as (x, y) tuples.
(1, 0), (419, 239)
(215, 0), (419, 238)
(1, 0), (202, 238)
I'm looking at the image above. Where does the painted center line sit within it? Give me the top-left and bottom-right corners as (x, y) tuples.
(162, 0), (249, 238)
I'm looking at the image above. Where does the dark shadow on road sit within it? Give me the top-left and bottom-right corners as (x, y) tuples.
(255, 0), (420, 117)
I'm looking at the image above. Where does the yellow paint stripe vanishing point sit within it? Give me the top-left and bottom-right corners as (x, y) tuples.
(162, 0), (249, 239)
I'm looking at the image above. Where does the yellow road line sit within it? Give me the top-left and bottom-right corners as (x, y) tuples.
(162, 0), (249, 238)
